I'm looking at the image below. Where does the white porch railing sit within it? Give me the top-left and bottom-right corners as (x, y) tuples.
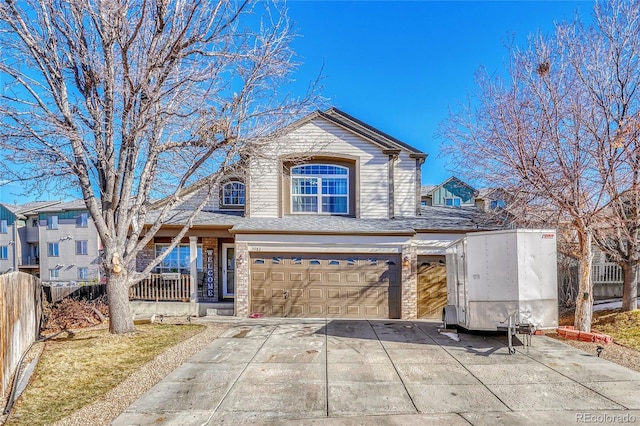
(129, 274), (191, 302)
(592, 262), (624, 284)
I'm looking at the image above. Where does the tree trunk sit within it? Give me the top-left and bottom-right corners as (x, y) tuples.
(107, 273), (136, 334)
(621, 263), (639, 311)
(574, 232), (593, 332)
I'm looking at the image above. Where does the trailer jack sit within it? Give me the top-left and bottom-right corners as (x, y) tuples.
(497, 313), (534, 354)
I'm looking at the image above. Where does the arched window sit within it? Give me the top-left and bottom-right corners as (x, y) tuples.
(222, 182), (245, 207)
(291, 164), (348, 214)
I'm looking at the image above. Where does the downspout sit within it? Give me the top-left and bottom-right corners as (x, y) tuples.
(410, 154), (426, 216)
(384, 150), (400, 219)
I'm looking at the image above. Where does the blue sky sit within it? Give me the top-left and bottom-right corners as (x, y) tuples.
(0, 0), (595, 204)
(287, 0), (595, 184)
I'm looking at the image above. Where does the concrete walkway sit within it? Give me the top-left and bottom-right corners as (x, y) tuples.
(113, 319), (640, 425)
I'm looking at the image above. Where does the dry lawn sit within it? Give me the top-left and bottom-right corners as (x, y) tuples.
(5, 323), (203, 426)
(553, 308), (640, 374)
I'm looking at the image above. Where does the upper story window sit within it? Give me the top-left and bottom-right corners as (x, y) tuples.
(76, 212), (88, 228)
(47, 215), (58, 230)
(48, 242), (59, 257)
(291, 164), (348, 214)
(490, 199), (506, 209)
(76, 240), (88, 255)
(78, 267), (89, 280)
(444, 197), (462, 207)
(32, 218), (38, 227)
(0, 246), (8, 259)
(0, 220), (7, 233)
(222, 182), (245, 207)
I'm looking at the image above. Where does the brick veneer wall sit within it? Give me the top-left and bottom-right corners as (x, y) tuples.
(401, 244), (418, 319)
(136, 241), (155, 272)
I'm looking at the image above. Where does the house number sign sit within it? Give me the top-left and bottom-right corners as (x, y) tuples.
(206, 249), (214, 297)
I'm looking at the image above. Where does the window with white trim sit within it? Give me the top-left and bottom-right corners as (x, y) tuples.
(47, 215), (58, 230)
(49, 269), (59, 280)
(0, 220), (7, 233)
(154, 244), (203, 274)
(291, 164), (348, 214)
(48, 242), (59, 257)
(78, 267), (89, 280)
(76, 213), (88, 227)
(0, 246), (7, 259)
(222, 182), (245, 207)
(444, 197), (462, 207)
(76, 240), (88, 255)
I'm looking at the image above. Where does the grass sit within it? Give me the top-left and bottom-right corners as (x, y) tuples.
(6, 323), (204, 426)
(560, 308), (640, 351)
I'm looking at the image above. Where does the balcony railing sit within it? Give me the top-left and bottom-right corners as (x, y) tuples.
(592, 262), (625, 284)
(129, 273), (192, 302)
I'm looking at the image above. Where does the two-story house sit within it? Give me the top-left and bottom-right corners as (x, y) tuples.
(136, 108), (498, 319)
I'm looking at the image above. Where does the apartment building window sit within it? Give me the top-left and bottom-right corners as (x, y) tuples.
(76, 240), (88, 255)
(0, 246), (7, 260)
(47, 215), (59, 230)
(48, 242), (59, 257)
(76, 213), (88, 228)
(32, 218), (38, 227)
(78, 267), (89, 280)
(49, 269), (59, 280)
(0, 220), (7, 233)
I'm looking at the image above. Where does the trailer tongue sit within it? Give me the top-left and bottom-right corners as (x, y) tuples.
(442, 229), (559, 354)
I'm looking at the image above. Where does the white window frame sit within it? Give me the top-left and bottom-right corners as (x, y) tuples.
(154, 244), (203, 274)
(78, 267), (89, 280)
(221, 182), (245, 207)
(47, 215), (58, 230)
(290, 164), (349, 215)
(0, 220), (7, 233)
(0, 246), (8, 260)
(49, 268), (59, 280)
(76, 240), (88, 255)
(76, 212), (88, 228)
(48, 242), (59, 257)
(444, 197), (462, 207)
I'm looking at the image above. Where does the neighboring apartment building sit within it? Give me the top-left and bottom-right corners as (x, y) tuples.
(0, 200), (103, 285)
(0, 203), (20, 274)
(137, 108), (499, 319)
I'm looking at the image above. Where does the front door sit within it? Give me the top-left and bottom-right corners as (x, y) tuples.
(222, 243), (235, 298)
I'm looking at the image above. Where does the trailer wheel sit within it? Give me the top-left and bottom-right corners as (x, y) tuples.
(442, 306), (457, 330)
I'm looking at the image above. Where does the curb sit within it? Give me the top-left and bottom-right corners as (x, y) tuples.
(556, 326), (613, 344)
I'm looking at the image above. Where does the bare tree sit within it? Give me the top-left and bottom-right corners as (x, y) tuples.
(440, 0), (640, 331)
(0, 0), (319, 333)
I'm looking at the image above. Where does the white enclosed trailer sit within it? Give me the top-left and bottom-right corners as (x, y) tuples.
(443, 229), (558, 333)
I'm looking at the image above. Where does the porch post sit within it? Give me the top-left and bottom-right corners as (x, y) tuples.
(189, 236), (198, 303)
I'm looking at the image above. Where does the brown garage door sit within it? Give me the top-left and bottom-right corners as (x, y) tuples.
(417, 255), (448, 319)
(250, 253), (400, 318)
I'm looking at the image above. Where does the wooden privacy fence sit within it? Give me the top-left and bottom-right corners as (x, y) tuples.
(129, 274), (191, 302)
(0, 272), (43, 399)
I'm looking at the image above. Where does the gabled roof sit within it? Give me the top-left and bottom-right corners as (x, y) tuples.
(20, 199), (87, 214)
(281, 108), (427, 158)
(422, 176), (478, 197)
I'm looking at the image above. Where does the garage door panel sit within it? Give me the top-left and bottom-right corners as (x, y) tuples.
(326, 272), (341, 283)
(250, 252), (400, 319)
(289, 272), (304, 282)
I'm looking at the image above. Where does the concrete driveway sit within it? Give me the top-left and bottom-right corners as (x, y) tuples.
(113, 319), (640, 425)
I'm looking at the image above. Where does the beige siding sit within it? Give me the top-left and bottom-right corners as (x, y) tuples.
(249, 119), (392, 218)
(394, 152), (417, 217)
